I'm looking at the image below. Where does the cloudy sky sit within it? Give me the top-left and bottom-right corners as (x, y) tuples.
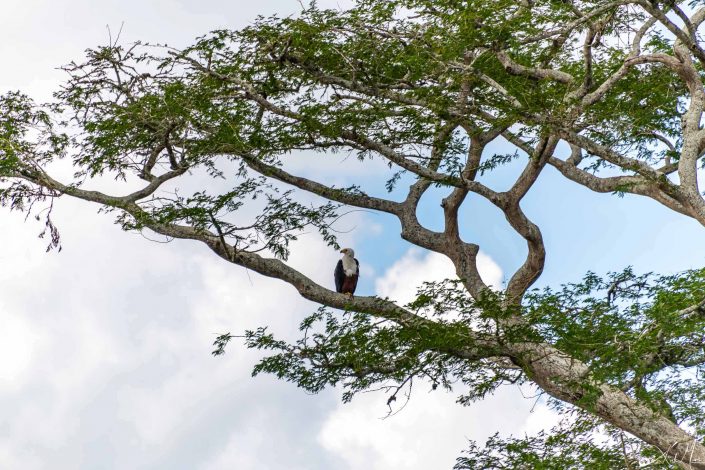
(2, 1), (705, 469)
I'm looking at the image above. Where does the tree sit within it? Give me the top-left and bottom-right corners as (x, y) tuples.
(2, 0), (705, 467)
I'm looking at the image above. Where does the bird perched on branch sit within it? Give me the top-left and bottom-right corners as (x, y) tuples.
(334, 248), (359, 296)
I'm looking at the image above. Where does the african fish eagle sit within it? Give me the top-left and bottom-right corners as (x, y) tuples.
(334, 248), (359, 296)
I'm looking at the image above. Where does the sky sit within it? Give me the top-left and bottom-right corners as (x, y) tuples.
(1, 1), (705, 469)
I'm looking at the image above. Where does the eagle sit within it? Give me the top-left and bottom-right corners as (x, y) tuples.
(334, 248), (359, 296)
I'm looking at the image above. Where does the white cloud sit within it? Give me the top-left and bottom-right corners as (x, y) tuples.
(375, 247), (503, 305)
(201, 424), (269, 470)
(318, 386), (543, 470)
(522, 400), (561, 435)
(0, 308), (39, 390)
(0, 197), (351, 468)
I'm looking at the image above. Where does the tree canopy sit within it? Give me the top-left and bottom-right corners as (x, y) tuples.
(2, 1), (705, 468)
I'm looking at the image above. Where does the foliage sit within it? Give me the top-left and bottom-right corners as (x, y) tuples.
(454, 417), (678, 470)
(236, 268), (705, 465)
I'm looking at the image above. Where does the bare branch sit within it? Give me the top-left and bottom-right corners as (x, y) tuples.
(495, 50), (574, 84)
(240, 152), (401, 215)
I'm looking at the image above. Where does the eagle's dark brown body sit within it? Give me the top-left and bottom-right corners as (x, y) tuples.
(339, 270), (359, 294)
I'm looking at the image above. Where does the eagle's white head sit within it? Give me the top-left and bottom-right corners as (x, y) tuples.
(340, 248), (357, 275)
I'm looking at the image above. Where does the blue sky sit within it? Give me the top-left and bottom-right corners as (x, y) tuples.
(1, 1), (703, 469)
(325, 133), (705, 294)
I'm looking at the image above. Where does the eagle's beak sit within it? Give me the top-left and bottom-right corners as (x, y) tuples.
(340, 249), (346, 253)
